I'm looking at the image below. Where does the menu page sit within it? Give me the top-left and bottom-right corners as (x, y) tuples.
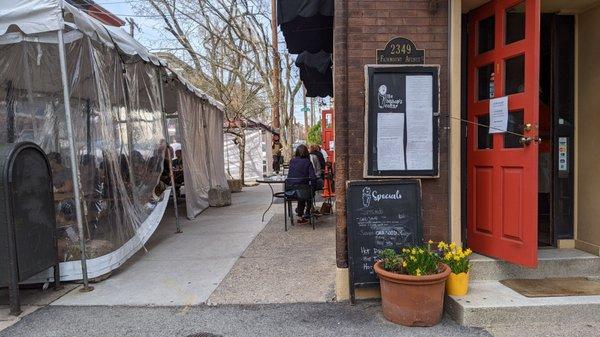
(405, 75), (433, 170)
(377, 113), (405, 171)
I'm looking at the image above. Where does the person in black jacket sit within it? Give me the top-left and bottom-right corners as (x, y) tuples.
(287, 144), (317, 224)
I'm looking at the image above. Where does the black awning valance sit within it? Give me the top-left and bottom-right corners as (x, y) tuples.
(295, 51), (333, 98)
(278, 0), (333, 54)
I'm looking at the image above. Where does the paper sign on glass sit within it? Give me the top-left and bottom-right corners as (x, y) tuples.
(377, 113), (405, 171)
(405, 75), (433, 170)
(489, 96), (508, 134)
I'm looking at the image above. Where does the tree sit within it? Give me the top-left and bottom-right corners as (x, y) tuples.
(307, 121), (322, 145)
(136, 0), (301, 179)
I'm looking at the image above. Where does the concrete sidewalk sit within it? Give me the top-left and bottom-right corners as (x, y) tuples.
(208, 211), (336, 304)
(52, 185), (274, 307)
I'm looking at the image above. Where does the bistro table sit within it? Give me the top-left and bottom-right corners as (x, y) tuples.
(256, 175), (287, 222)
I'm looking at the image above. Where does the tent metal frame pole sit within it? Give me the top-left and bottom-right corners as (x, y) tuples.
(57, 30), (93, 292)
(157, 71), (182, 233)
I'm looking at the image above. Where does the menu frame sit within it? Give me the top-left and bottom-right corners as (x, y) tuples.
(363, 64), (440, 178)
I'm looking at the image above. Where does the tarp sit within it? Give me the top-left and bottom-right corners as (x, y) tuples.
(0, 0), (165, 66)
(0, 35), (168, 280)
(296, 51), (333, 98)
(0, 0), (229, 280)
(162, 71), (229, 219)
(177, 90), (211, 218)
(277, 0), (333, 54)
(224, 130), (268, 181)
(0, 0), (62, 35)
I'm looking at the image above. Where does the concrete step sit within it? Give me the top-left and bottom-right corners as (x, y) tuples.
(470, 249), (600, 281)
(445, 280), (600, 327)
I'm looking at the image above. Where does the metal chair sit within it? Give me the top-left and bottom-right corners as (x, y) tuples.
(283, 177), (315, 231)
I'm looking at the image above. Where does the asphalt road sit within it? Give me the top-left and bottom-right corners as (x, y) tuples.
(1, 301), (490, 337)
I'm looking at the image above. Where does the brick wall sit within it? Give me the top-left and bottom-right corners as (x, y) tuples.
(334, 0), (449, 268)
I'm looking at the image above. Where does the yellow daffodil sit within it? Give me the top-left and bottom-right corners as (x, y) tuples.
(428, 239), (434, 244)
(402, 261), (407, 268)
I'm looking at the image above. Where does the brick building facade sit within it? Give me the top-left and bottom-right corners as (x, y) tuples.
(333, 0), (450, 268)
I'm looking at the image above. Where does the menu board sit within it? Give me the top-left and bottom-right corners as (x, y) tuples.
(346, 180), (423, 303)
(364, 65), (439, 177)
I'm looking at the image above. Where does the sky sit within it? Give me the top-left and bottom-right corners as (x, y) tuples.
(93, 0), (316, 129)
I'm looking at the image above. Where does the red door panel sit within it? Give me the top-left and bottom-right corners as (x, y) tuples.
(467, 0), (540, 267)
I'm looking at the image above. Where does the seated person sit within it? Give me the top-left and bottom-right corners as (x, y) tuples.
(287, 144), (317, 224)
(172, 149), (183, 170)
(79, 154), (98, 196)
(161, 146), (174, 185)
(120, 153), (131, 183)
(48, 152), (73, 194)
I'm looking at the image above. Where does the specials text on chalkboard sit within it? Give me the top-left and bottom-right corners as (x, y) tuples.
(363, 65), (440, 178)
(376, 37), (424, 65)
(346, 180), (423, 304)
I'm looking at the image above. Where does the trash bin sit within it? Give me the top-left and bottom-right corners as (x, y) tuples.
(0, 142), (60, 316)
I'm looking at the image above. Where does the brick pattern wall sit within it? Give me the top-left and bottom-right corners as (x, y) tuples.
(334, 0), (449, 268)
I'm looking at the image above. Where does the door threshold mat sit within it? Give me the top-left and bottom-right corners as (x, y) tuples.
(500, 277), (600, 297)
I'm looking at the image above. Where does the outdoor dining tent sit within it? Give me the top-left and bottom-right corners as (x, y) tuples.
(0, 0), (228, 284)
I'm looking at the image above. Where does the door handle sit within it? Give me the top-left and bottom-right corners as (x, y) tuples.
(519, 137), (542, 145)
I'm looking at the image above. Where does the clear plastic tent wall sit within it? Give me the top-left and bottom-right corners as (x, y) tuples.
(0, 0), (232, 281)
(0, 34), (170, 280)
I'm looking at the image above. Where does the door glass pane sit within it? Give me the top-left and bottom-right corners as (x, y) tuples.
(505, 55), (525, 95)
(506, 2), (526, 45)
(479, 16), (495, 54)
(504, 110), (524, 148)
(478, 115), (493, 149)
(478, 64), (494, 100)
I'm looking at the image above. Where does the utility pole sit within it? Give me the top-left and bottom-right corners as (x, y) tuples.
(126, 17), (138, 37)
(303, 87), (308, 139)
(310, 97), (315, 126)
(270, 0), (281, 130)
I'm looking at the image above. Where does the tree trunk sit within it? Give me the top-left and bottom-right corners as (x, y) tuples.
(238, 133), (246, 185)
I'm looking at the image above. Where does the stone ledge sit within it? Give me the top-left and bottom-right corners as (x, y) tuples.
(445, 280), (600, 327)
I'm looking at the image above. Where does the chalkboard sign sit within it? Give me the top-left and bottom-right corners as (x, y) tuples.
(346, 180), (423, 303)
(363, 65), (439, 178)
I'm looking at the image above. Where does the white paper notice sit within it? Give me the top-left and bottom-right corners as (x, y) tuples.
(489, 96), (508, 134)
(377, 113), (405, 171)
(405, 75), (433, 170)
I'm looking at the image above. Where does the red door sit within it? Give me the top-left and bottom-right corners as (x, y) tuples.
(467, 0), (540, 267)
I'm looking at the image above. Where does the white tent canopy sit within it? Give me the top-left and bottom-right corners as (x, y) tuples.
(0, 0), (165, 66)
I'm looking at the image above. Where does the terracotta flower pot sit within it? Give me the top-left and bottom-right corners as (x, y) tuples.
(446, 271), (470, 296)
(374, 261), (451, 327)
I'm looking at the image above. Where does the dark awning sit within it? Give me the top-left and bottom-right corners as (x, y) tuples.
(277, 0), (333, 54)
(295, 51), (333, 98)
